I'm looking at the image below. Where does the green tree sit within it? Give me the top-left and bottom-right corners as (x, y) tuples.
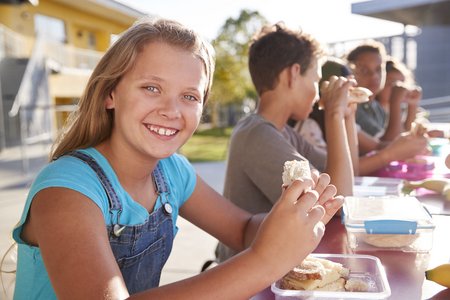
(208, 9), (267, 126)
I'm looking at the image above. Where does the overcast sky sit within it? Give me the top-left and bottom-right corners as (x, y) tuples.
(123, 0), (405, 44)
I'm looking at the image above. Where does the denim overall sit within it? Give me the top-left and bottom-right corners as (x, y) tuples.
(68, 151), (174, 294)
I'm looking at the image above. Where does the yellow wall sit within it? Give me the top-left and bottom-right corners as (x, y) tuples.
(0, 0), (141, 131)
(0, 4), (35, 36)
(53, 96), (78, 129)
(0, 0), (133, 51)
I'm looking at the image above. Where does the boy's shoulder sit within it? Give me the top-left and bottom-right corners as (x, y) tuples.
(231, 114), (280, 142)
(231, 114), (284, 148)
(234, 114), (275, 132)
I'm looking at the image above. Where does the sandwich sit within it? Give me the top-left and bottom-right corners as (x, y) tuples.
(279, 256), (349, 291)
(318, 86), (372, 110)
(348, 87), (372, 104)
(279, 256), (369, 292)
(282, 160), (311, 186)
(410, 120), (427, 136)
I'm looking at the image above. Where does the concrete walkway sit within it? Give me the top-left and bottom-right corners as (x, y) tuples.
(0, 144), (225, 299)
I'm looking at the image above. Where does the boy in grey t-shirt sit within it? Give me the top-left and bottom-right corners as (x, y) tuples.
(215, 23), (358, 262)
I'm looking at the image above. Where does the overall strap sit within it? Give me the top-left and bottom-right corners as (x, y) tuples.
(152, 164), (170, 195)
(152, 163), (173, 215)
(66, 151), (122, 222)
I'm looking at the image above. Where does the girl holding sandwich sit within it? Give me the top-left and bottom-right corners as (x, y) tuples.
(11, 17), (342, 299)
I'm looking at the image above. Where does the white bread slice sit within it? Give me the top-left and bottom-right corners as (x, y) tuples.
(282, 160), (311, 186)
(283, 256), (349, 290)
(315, 277), (346, 291)
(349, 87), (372, 103)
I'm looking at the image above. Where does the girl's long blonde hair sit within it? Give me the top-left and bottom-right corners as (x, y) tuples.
(50, 17), (215, 161)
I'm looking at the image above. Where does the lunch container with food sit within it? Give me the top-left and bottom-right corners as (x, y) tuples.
(271, 254), (391, 299)
(428, 137), (449, 156)
(372, 157), (435, 181)
(342, 196), (435, 252)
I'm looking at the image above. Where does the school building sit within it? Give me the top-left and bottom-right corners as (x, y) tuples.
(346, 0), (450, 122)
(0, 0), (146, 151)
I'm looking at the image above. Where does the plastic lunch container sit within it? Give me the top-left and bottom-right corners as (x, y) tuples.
(342, 196), (435, 252)
(271, 254), (391, 299)
(374, 158), (435, 181)
(428, 137), (449, 155)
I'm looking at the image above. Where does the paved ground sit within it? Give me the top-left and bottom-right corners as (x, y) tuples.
(0, 143), (225, 299)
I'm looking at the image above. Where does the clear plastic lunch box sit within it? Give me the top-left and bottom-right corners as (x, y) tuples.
(271, 254), (391, 299)
(342, 196), (435, 252)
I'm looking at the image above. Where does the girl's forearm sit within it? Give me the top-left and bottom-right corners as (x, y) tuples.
(324, 113), (354, 196)
(345, 115), (359, 176)
(243, 214), (266, 248)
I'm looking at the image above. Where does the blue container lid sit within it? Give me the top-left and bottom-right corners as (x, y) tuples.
(343, 196), (435, 234)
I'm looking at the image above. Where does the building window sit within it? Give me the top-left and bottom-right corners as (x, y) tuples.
(406, 39), (417, 71)
(34, 14), (66, 43)
(391, 36), (404, 62)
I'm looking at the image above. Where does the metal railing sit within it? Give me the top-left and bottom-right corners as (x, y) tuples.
(8, 37), (53, 173)
(0, 24), (33, 60)
(420, 95), (450, 123)
(0, 24), (103, 71)
(44, 40), (103, 70)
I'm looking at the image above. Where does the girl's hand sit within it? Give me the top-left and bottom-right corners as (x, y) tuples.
(385, 132), (430, 161)
(406, 85), (422, 106)
(249, 179), (325, 273)
(311, 170), (344, 224)
(320, 76), (357, 119)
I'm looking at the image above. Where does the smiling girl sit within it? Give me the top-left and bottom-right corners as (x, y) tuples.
(12, 18), (342, 299)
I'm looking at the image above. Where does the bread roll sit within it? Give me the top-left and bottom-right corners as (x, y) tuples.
(349, 87), (372, 104)
(279, 256), (355, 292)
(410, 120), (427, 136)
(317, 86), (372, 110)
(282, 160), (311, 186)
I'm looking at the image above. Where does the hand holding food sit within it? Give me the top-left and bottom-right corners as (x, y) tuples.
(410, 120), (427, 136)
(282, 160), (342, 225)
(318, 76), (362, 114)
(249, 162), (325, 277)
(348, 87), (372, 104)
(384, 132), (430, 161)
(390, 81), (422, 106)
(406, 85), (422, 106)
(282, 160), (311, 186)
(320, 79), (372, 105)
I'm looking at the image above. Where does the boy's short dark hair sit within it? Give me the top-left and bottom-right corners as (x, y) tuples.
(346, 40), (387, 63)
(248, 22), (323, 96)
